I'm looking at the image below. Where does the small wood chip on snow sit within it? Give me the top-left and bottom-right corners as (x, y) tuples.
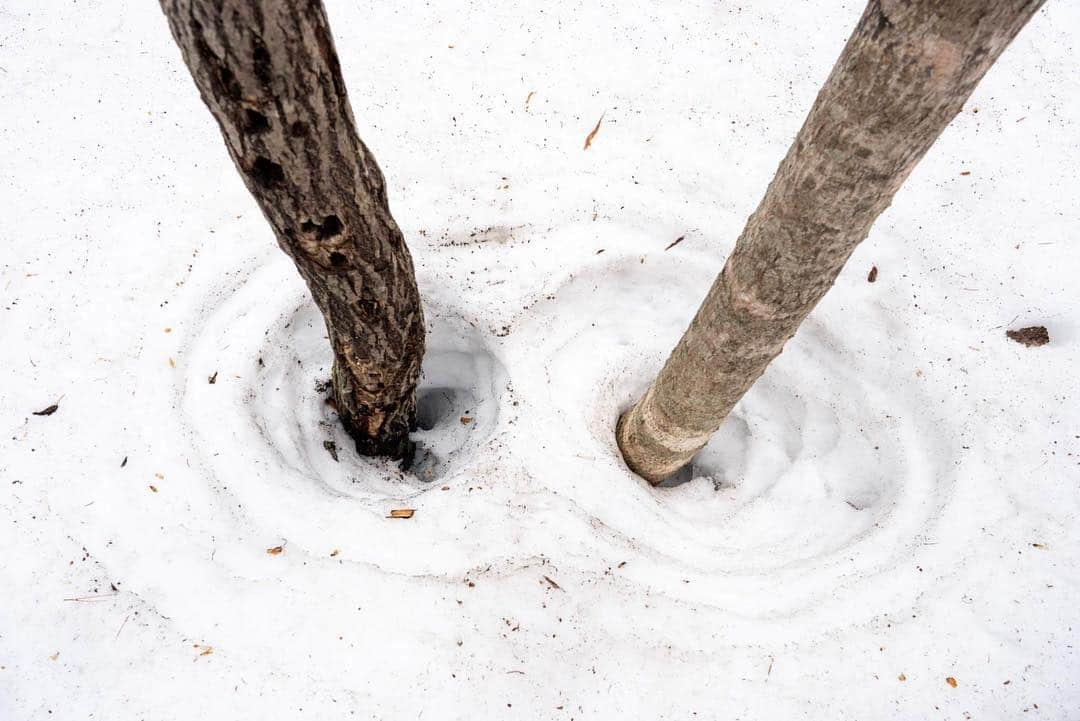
(389, 509), (415, 519)
(583, 112), (605, 150)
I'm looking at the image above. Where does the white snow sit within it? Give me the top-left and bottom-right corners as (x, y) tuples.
(2, 0), (1078, 719)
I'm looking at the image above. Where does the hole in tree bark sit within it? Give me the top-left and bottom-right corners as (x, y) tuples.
(217, 65), (243, 100)
(290, 120), (309, 137)
(251, 156), (284, 188)
(191, 20), (242, 101)
(318, 214), (343, 239)
(244, 109), (270, 134)
(357, 297), (379, 316)
(252, 37), (272, 86)
(329, 252), (347, 267)
(301, 215), (344, 240)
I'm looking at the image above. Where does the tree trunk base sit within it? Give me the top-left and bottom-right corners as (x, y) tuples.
(616, 392), (704, 485)
(337, 405), (417, 467)
(331, 360), (419, 468)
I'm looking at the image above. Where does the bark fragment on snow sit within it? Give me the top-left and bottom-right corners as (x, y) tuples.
(1006, 325), (1049, 347)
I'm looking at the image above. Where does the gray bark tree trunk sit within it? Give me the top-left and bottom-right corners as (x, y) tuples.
(617, 0), (1045, 483)
(159, 0), (425, 460)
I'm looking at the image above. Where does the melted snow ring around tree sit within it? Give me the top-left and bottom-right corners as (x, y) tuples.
(175, 231), (960, 634)
(179, 254), (511, 577)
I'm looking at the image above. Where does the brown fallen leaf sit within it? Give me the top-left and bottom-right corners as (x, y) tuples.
(33, 403), (59, 416)
(583, 112), (605, 150)
(898, 673), (907, 681)
(459, 416), (473, 425)
(1031, 542), (1048, 549)
(49, 651), (59, 661)
(164, 327), (172, 333)
(867, 265), (878, 283)
(329, 549), (340, 557)
(946, 676), (958, 688)
(266, 545), (284, 555)
(389, 509), (415, 519)
(959, 171), (971, 176)
(149, 485), (158, 493)
(525, 90), (536, 110)
(193, 644), (213, 657)
(168, 357), (176, 368)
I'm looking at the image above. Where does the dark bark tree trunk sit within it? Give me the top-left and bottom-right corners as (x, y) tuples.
(618, 0), (1045, 483)
(159, 0), (425, 460)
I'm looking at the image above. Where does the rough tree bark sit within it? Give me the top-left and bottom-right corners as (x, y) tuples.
(617, 0), (1045, 483)
(159, 0), (424, 460)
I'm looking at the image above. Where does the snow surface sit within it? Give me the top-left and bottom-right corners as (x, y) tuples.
(2, 0), (1079, 719)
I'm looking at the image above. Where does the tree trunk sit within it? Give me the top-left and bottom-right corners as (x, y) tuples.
(617, 0), (1044, 483)
(159, 0), (425, 460)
